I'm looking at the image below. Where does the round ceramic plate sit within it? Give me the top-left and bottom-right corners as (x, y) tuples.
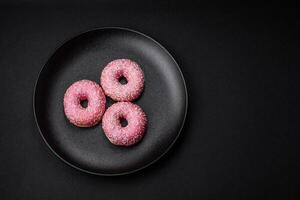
(33, 27), (188, 175)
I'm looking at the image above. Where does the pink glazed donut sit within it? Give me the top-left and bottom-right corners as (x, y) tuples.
(63, 80), (106, 127)
(100, 59), (144, 101)
(102, 102), (147, 146)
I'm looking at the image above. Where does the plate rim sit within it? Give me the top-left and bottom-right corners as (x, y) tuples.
(33, 27), (188, 176)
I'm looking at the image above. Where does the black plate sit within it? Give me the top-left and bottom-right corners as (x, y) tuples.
(33, 27), (188, 175)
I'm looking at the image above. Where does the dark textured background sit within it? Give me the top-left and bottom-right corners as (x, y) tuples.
(0, 2), (298, 200)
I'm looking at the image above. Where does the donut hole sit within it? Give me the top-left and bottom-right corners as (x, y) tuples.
(118, 75), (128, 85)
(80, 99), (88, 108)
(119, 117), (128, 127)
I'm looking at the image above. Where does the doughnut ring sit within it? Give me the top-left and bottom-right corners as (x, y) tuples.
(102, 102), (147, 146)
(100, 59), (144, 101)
(63, 80), (106, 127)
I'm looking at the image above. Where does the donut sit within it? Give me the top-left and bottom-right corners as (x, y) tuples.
(102, 102), (147, 146)
(100, 59), (144, 101)
(63, 80), (106, 127)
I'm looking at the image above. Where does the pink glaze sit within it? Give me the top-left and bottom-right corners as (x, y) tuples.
(100, 59), (144, 101)
(102, 102), (147, 146)
(63, 80), (106, 127)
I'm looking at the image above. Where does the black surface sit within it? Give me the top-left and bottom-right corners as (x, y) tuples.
(34, 28), (187, 175)
(0, 2), (298, 200)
